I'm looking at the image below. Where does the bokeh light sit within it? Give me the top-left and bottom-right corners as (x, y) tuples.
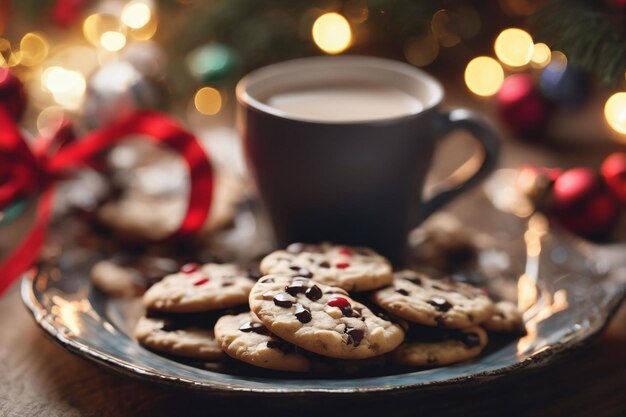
(605, 92), (626, 135)
(464, 56), (504, 96)
(431, 9), (460, 47)
(312, 13), (351, 54)
(404, 34), (439, 67)
(19, 32), (49, 67)
(83, 13), (123, 48)
(42, 66), (86, 110)
(194, 87), (222, 115)
(494, 28), (534, 67)
(530, 42), (551, 69)
(100, 31), (127, 52)
(121, 1), (152, 29)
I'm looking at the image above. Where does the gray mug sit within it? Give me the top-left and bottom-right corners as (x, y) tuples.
(237, 56), (499, 264)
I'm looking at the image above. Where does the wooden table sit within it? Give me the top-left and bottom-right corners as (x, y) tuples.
(1, 76), (625, 417)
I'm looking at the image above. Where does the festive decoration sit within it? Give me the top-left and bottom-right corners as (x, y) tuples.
(496, 74), (551, 137)
(464, 57), (504, 97)
(604, 92), (626, 136)
(550, 168), (620, 238)
(0, 68), (214, 294)
(530, 0), (626, 86)
(84, 61), (167, 128)
(601, 152), (626, 203)
(186, 43), (239, 84)
(51, 0), (90, 28)
(0, 68), (26, 121)
(539, 63), (590, 108)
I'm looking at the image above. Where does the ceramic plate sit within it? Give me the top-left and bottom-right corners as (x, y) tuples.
(21, 193), (626, 396)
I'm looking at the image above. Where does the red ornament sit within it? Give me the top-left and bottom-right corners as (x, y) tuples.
(601, 152), (626, 204)
(496, 74), (551, 138)
(181, 263), (200, 274)
(326, 297), (351, 309)
(51, 0), (89, 28)
(193, 278), (209, 286)
(335, 262), (350, 269)
(0, 69), (26, 121)
(550, 168), (620, 237)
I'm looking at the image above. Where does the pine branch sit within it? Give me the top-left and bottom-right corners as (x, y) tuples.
(530, 0), (626, 86)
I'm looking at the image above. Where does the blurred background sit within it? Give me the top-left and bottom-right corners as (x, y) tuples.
(0, 0), (624, 149)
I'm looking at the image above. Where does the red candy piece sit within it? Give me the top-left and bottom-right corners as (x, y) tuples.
(193, 278), (209, 286)
(181, 263), (200, 274)
(601, 152), (626, 204)
(335, 262), (350, 269)
(327, 297), (351, 309)
(338, 247), (353, 257)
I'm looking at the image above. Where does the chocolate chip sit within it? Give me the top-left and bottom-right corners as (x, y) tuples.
(352, 307), (362, 318)
(401, 274), (422, 285)
(294, 304), (312, 323)
(428, 297), (452, 312)
(285, 281), (308, 296)
(341, 306), (353, 317)
(305, 285), (322, 301)
(266, 340), (295, 353)
(273, 292), (295, 307)
(467, 313), (475, 322)
(345, 328), (364, 347)
(319, 261), (330, 268)
(286, 243), (305, 254)
(289, 266), (313, 278)
(239, 321), (269, 335)
(461, 332), (481, 348)
(396, 288), (410, 296)
(259, 277), (275, 283)
(222, 282), (234, 287)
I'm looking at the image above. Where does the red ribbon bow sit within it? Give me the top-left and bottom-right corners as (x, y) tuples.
(0, 108), (214, 295)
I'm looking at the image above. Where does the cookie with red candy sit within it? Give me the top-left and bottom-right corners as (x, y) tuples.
(260, 242), (392, 292)
(248, 274), (404, 359)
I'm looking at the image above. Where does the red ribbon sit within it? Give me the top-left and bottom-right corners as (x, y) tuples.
(0, 108), (213, 295)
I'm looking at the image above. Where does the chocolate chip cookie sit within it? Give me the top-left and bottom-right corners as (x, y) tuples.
(482, 301), (525, 333)
(143, 263), (255, 313)
(214, 312), (311, 372)
(260, 243), (392, 291)
(392, 326), (487, 366)
(249, 274), (405, 359)
(372, 270), (494, 329)
(134, 316), (223, 360)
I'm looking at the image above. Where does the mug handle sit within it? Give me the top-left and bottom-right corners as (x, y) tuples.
(416, 108), (500, 224)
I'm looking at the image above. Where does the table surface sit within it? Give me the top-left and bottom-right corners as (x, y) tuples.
(1, 76), (625, 417)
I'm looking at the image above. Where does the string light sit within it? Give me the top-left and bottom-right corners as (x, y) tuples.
(83, 13), (123, 48)
(41, 66), (86, 110)
(121, 1), (152, 29)
(530, 43), (551, 69)
(100, 31), (127, 52)
(19, 32), (49, 67)
(312, 13), (351, 54)
(404, 34), (439, 67)
(605, 92), (626, 136)
(194, 87), (222, 115)
(494, 28), (534, 67)
(464, 56), (504, 96)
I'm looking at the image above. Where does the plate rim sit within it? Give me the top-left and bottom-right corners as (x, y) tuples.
(21, 272), (626, 395)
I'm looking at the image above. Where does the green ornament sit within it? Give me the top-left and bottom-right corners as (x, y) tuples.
(0, 198), (29, 226)
(186, 43), (239, 84)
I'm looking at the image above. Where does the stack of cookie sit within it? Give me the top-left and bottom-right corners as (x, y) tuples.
(134, 243), (524, 372)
